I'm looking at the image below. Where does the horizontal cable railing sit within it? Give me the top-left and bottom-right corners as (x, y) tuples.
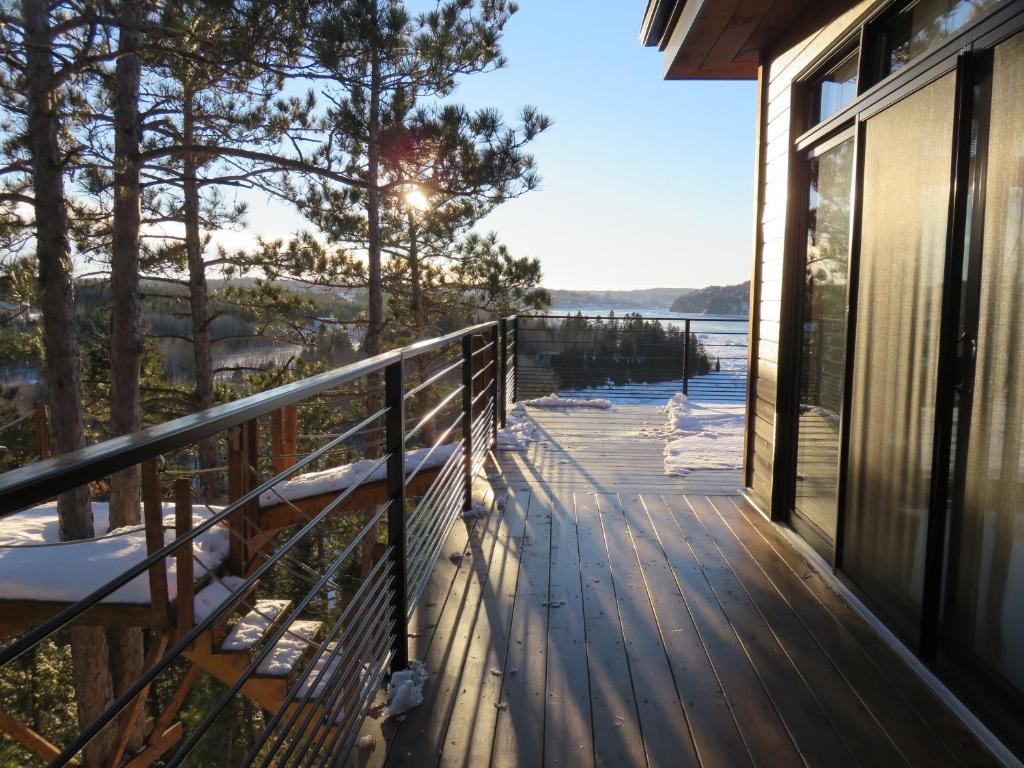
(515, 313), (749, 404)
(0, 317), (514, 767)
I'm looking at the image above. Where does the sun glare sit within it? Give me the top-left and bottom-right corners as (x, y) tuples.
(405, 187), (431, 212)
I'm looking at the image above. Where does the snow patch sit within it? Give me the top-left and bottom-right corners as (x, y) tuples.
(193, 576), (247, 622)
(0, 502), (230, 603)
(257, 620), (322, 676)
(258, 444), (459, 507)
(521, 393), (613, 410)
(658, 394), (745, 476)
(386, 660), (427, 720)
(496, 405), (542, 452)
(221, 599), (291, 650)
(462, 499), (491, 519)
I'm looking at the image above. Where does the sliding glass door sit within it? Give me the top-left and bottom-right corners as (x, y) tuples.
(792, 137), (854, 547)
(941, 31), (1024, 748)
(842, 72), (957, 644)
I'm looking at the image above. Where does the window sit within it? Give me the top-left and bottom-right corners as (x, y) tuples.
(810, 51), (859, 124)
(877, 0), (1008, 78)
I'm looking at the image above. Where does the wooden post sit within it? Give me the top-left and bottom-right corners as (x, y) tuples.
(226, 427), (245, 575)
(142, 460), (170, 625)
(33, 402), (50, 460)
(242, 419), (259, 574)
(283, 405), (298, 470)
(174, 479), (194, 639)
(270, 408), (285, 475)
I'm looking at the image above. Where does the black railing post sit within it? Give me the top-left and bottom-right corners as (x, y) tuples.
(462, 334), (474, 510)
(491, 323), (501, 445)
(512, 315), (519, 403)
(384, 358), (408, 671)
(683, 319), (691, 396)
(498, 318), (508, 428)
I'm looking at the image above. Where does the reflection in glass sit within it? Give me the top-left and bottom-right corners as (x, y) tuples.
(881, 0), (1006, 77)
(793, 139), (853, 542)
(843, 72), (956, 643)
(944, 31), (1024, 741)
(814, 53), (859, 123)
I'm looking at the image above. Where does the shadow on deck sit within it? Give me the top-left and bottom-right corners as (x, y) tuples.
(352, 405), (996, 768)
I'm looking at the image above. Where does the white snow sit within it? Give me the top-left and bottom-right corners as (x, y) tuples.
(656, 394), (745, 476)
(496, 404), (542, 452)
(386, 659), (427, 720)
(294, 642), (346, 699)
(221, 599), (291, 650)
(258, 444), (459, 508)
(0, 502), (230, 603)
(521, 393), (613, 410)
(193, 575), (247, 622)
(257, 619), (322, 676)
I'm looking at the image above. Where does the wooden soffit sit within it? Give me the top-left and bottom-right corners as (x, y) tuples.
(641, 0), (859, 79)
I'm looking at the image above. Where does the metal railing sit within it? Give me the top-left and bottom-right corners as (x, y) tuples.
(516, 313), (749, 403)
(0, 317), (518, 767)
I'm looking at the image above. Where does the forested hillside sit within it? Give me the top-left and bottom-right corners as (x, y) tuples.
(670, 281), (750, 315)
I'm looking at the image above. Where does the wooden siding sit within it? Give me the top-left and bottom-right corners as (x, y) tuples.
(747, 1), (875, 513)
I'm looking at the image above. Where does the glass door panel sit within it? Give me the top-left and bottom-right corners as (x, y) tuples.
(793, 138), (854, 545)
(843, 71), (956, 643)
(943, 31), (1024, 751)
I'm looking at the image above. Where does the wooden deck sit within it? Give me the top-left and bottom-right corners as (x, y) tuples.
(354, 405), (997, 768)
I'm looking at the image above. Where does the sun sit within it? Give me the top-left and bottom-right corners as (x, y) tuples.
(404, 187), (430, 212)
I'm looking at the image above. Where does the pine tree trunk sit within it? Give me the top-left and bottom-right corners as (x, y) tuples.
(108, 0), (143, 529)
(108, 2), (147, 751)
(182, 91), (220, 496)
(364, 51), (384, 359)
(21, 1), (115, 764)
(408, 209), (425, 331)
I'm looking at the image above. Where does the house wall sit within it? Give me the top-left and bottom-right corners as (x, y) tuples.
(746, 1), (875, 513)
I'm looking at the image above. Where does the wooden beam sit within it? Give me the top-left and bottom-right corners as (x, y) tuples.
(270, 409), (286, 475)
(152, 663), (201, 737)
(122, 722), (183, 768)
(111, 632), (170, 767)
(0, 705), (68, 764)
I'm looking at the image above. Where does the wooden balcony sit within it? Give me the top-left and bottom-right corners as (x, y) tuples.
(355, 404), (997, 768)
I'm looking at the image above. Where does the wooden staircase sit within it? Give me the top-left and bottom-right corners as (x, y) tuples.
(182, 592), (354, 743)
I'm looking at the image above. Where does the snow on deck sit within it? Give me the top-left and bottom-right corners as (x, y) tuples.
(655, 394), (746, 476)
(0, 502), (229, 604)
(258, 444), (459, 508)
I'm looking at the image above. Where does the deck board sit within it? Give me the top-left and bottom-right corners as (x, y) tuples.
(362, 404), (998, 768)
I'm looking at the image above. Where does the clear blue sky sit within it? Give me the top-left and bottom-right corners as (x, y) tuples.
(240, 1), (758, 291)
(456, 1), (759, 290)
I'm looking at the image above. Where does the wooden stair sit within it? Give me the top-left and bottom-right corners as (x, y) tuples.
(183, 595), (355, 741)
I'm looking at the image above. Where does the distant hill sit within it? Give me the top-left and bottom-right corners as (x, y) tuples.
(547, 287), (692, 311)
(670, 282), (750, 315)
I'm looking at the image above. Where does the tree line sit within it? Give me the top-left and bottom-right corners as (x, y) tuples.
(0, 1), (550, 764)
(521, 312), (713, 394)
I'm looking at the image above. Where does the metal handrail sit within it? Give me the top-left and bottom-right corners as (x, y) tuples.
(0, 314), (516, 767)
(0, 320), (502, 514)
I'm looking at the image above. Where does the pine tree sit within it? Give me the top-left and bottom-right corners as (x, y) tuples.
(303, 0), (536, 354)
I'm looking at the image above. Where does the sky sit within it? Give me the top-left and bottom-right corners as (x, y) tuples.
(242, 1), (759, 292)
